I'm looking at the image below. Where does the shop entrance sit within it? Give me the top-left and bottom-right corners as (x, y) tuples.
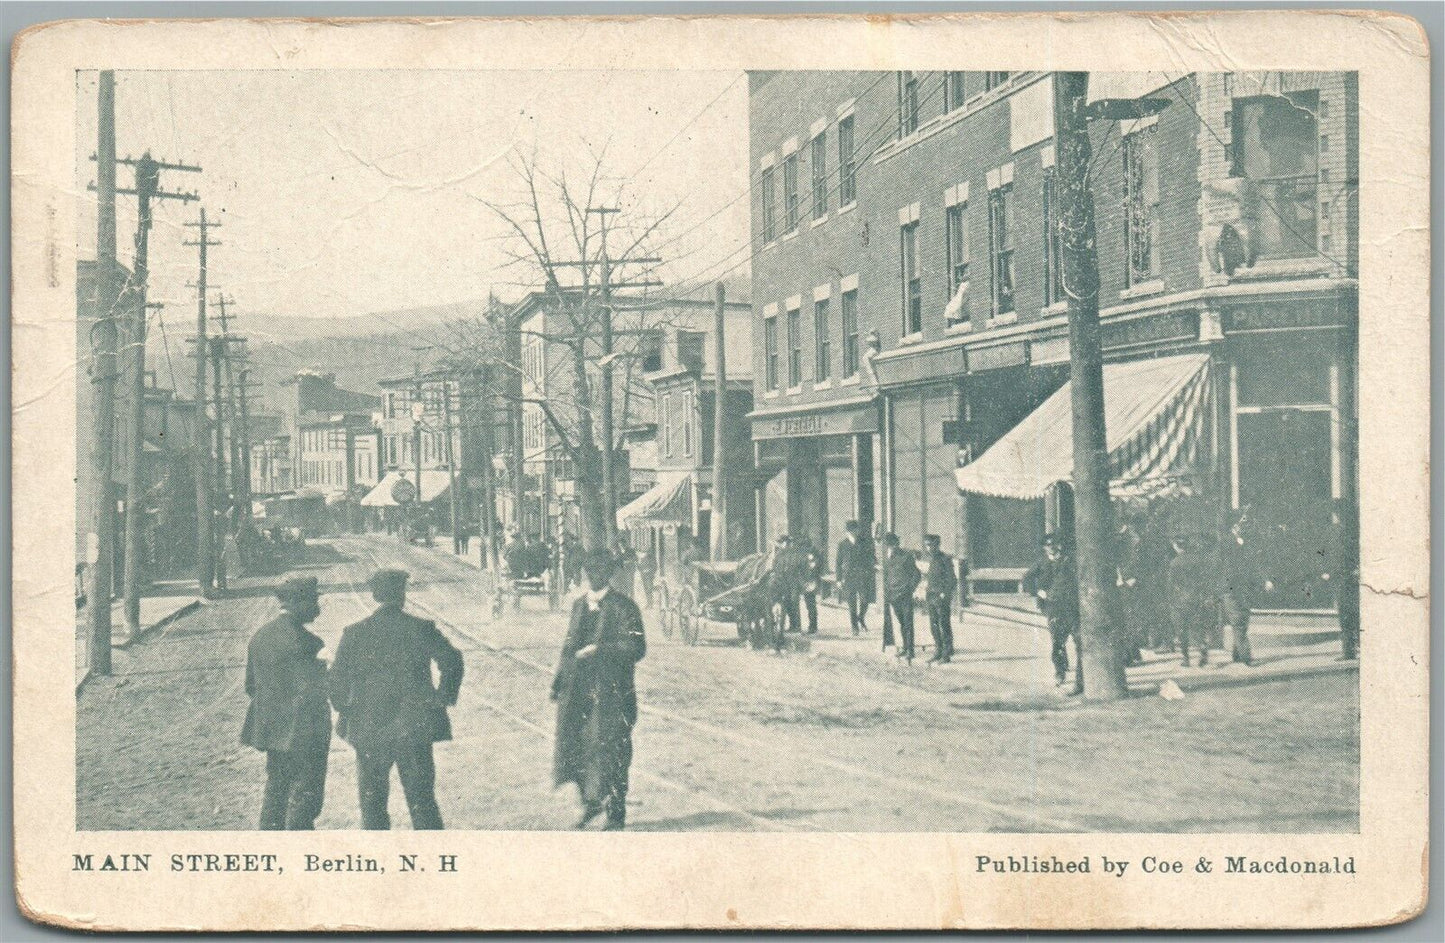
(1236, 408), (1336, 609)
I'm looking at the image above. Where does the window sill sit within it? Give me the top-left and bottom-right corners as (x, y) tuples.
(763, 389), (780, 400)
(898, 332), (924, 346)
(945, 320), (974, 335)
(782, 229), (799, 243)
(815, 379), (833, 391)
(1042, 301), (1069, 316)
(811, 215), (828, 229)
(1119, 279), (1165, 300)
(1229, 258), (1337, 281)
(836, 202), (856, 217)
(787, 385), (804, 395)
(840, 374), (861, 386)
(987, 312), (1018, 329)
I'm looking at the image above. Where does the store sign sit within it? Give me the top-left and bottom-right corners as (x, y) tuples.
(752, 405), (879, 440)
(1104, 311), (1197, 349)
(969, 341), (1028, 372)
(1223, 298), (1346, 333)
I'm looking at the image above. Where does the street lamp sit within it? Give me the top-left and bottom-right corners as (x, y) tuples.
(1055, 74), (1171, 701)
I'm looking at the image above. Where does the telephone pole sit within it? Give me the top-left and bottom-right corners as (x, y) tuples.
(442, 377), (462, 554)
(86, 70), (119, 675)
(710, 281), (729, 562)
(1054, 72), (1170, 701)
(182, 209), (219, 597)
(117, 152), (199, 637)
(211, 296), (245, 525)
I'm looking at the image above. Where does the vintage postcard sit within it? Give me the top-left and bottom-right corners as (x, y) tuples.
(10, 10), (1430, 932)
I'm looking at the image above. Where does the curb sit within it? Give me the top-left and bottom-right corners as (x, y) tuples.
(75, 598), (205, 696)
(1131, 660), (1357, 696)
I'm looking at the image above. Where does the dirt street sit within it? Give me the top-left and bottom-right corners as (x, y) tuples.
(77, 534), (1358, 832)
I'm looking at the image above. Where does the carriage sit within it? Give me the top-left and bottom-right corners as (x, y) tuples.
(657, 552), (776, 647)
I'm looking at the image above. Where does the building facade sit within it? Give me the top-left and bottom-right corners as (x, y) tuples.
(749, 70), (1357, 606)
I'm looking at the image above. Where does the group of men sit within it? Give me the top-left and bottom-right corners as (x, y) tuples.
(754, 522), (959, 664)
(242, 548), (647, 832)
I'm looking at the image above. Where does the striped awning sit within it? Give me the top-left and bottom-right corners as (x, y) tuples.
(359, 470), (453, 508)
(955, 353), (1212, 500)
(616, 470), (692, 529)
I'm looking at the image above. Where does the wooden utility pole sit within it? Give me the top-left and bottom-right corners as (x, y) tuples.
(211, 296), (246, 525)
(234, 364), (254, 525)
(86, 70), (119, 674)
(210, 335), (229, 523)
(182, 209), (219, 597)
(710, 282), (729, 562)
(118, 152), (199, 637)
(442, 377), (462, 554)
(590, 205), (621, 550)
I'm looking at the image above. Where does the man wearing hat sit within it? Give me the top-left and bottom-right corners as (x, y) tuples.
(922, 534), (957, 664)
(881, 533), (922, 662)
(1025, 534), (1081, 693)
(551, 548), (647, 830)
(328, 569), (464, 830)
(834, 520), (875, 637)
(764, 534), (805, 650)
(241, 575), (331, 830)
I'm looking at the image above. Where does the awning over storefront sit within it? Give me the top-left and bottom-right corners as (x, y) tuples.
(360, 470), (453, 507)
(616, 470), (692, 529)
(955, 353), (1213, 499)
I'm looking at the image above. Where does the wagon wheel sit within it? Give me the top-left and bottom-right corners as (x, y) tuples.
(676, 587), (700, 646)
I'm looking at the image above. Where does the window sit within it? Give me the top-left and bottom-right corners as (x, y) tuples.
(814, 297), (831, 381)
(677, 330), (705, 372)
(1123, 126), (1162, 284)
(837, 115), (856, 206)
(900, 221), (922, 335)
(1043, 170), (1065, 305)
(764, 315), (779, 390)
(761, 166), (777, 242)
(783, 153), (800, 233)
(841, 289), (860, 377)
(1230, 92), (1319, 260)
(946, 202), (970, 296)
(682, 390), (693, 457)
(988, 185), (1015, 315)
(898, 71), (920, 137)
(662, 392), (673, 457)
(945, 71), (968, 112)
(787, 305), (802, 387)
(810, 132), (828, 219)
(985, 71), (1010, 90)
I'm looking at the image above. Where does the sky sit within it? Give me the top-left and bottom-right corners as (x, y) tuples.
(75, 69), (751, 326)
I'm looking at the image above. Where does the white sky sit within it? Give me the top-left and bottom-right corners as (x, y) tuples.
(75, 70), (751, 323)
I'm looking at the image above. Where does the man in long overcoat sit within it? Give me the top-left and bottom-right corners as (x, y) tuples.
(551, 549), (648, 830)
(328, 569), (464, 830)
(882, 533), (922, 661)
(1026, 535), (1082, 693)
(834, 520), (875, 636)
(923, 534), (957, 664)
(241, 575), (331, 830)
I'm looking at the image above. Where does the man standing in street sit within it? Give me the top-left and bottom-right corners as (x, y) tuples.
(1219, 514), (1258, 667)
(764, 534), (804, 649)
(881, 533), (921, 662)
(799, 537), (823, 635)
(551, 549), (648, 830)
(923, 534), (956, 664)
(834, 520), (874, 637)
(1027, 535), (1082, 693)
(328, 569), (464, 830)
(241, 575), (331, 830)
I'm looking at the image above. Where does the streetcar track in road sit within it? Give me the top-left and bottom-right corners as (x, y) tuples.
(340, 540), (802, 831)
(334, 537), (1085, 832)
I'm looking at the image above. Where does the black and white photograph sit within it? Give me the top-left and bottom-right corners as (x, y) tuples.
(11, 11), (1430, 933)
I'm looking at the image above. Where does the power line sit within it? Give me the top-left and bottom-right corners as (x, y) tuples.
(632, 73), (745, 178)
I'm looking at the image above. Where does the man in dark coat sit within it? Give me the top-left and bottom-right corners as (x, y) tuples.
(1166, 535), (1214, 668)
(1115, 519), (1147, 668)
(551, 549), (647, 830)
(328, 569), (464, 830)
(799, 538), (823, 635)
(834, 520), (875, 636)
(242, 575), (331, 830)
(923, 534), (957, 664)
(764, 534), (804, 649)
(1219, 515), (1259, 666)
(1026, 535), (1081, 693)
(881, 533), (921, 662)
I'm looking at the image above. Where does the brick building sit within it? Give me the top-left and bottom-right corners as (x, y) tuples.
(749, 70), (1357, 607)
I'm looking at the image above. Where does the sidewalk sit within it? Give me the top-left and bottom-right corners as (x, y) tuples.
(75, 593), (204, 692)
(797, 596), (1354, 704)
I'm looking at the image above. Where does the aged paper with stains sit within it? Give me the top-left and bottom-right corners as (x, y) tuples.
(11, 12), (1429, 931)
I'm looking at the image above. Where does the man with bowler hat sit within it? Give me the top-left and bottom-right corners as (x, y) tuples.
(329, 569), (464, 829)
(834, 520), (875, 636)
(551, 549), (648, 830)
(241, 575), (331, 830)
(881, 533), (921, 662)
(923, 534), (956, 663)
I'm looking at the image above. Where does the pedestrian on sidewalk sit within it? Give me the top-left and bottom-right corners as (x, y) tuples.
(637, 544), (657, 609)
(241, 575), (331, 831)
(834, 520), (874, 636)
(1166, 536), (1213, 668)
(1219, 514), (1258, 667)
(799, 538), (822, 635)
(328, 569), (464, 830)
(1026, 535), (1081, 693)
(923, 534), (956, 664)
(551, 549), (647, 830)
(1115, 518), (1147, 668)
(764, 534), (804, 649)
(882, 534), (921, 662)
